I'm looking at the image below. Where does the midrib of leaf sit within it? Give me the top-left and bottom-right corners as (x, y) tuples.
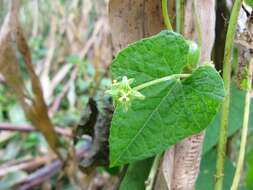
(111, 81), (178, 166)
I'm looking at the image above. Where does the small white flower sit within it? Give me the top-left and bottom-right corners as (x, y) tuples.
(106, 76), (145, 112)
(119, 92), (130, 102)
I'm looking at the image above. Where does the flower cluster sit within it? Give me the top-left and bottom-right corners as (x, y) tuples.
(106, 76), (145, 112)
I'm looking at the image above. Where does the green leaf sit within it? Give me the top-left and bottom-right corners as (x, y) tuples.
(119, 158), (153, 190)
(245, 0), (253, 6)
(110, 31), (224, 166)
(110, 66), (224, 166)
(203, 84), (253, 154)
(112, 31), (189, 87)
(196, 150), (235, 190)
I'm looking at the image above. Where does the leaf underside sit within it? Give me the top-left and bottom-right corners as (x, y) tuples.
(110, 31), (225, 166)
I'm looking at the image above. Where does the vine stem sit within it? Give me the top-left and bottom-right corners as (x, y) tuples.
(162, 0), (173, 31)
(214, 0), (243, 190)
(176, 0), (182, 33)
(193, 0), (202, 53)
(133, 73), (190, 91)
(231, 58), (253, 190)
(145, 155), (162, 190)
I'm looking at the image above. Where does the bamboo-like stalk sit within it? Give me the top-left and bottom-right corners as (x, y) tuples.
(176, 0), (181, 33)
(193, 0), (202, 53)
(231, 58), (253, 190)
(214, 0), (243, 189)
(162, 0), (173, 31)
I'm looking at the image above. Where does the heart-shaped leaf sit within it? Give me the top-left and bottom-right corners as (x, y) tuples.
(109, 31), (225, 166)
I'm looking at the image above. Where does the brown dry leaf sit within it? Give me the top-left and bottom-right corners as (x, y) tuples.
(0, 12), (25, 102)
(0, 0), (63, 160)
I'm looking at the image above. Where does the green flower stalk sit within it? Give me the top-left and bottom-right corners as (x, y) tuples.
(215, 0), (243, 189)
(231, 58), (253, 190)
(107, 72), (192, 112)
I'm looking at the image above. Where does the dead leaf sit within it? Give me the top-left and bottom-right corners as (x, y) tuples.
(0, 0), (64, 160)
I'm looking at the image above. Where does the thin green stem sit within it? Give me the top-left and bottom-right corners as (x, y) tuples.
(133, 74), (190, 91)
(214, 0), (243, 190)
(180, 0), (185, 33)
(162, 0), (173, 31)
(231, 58), (253, 190)
(176, 0), (181, 33)
(193, 0), (202, 53)
(145, 155), (162, 190)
